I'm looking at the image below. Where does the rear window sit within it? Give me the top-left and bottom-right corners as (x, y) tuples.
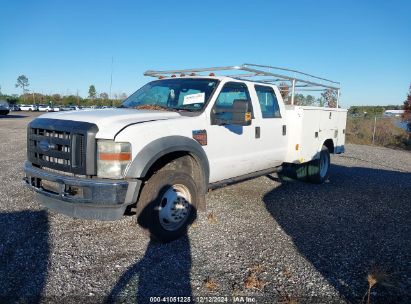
(255, 85), (281, 118)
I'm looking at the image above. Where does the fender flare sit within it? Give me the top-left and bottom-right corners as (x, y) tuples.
(125, 135), (210, 185)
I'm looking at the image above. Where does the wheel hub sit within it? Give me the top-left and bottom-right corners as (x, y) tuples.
(159, 184), (191, 231)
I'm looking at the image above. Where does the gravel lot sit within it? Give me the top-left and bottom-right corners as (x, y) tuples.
(0, 112), (410, 303)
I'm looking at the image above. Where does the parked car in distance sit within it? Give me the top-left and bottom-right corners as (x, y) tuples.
(20, 104), (38, 111)
(0, 101), (10, 115)
(9, 104), (21, 111)
(38, 104), (50, 112)
(38, 104), (61, 112)
(60, 105), (82, 111)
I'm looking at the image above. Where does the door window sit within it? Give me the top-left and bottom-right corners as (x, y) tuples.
(215, 82), (251, 107)
(214, 82), (253, 119)
(255, 85), (281, 118)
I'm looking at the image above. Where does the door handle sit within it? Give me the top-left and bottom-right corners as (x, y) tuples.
(255, 126), (260, 138)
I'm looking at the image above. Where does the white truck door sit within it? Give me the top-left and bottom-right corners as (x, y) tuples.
(251, 84), (287, 167)
(205, 81), (259, 183)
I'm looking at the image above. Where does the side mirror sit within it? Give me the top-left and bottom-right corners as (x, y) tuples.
(212, 99), (252, 126)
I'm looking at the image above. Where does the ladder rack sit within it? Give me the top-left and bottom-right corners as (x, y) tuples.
(144, 63), (341, 107)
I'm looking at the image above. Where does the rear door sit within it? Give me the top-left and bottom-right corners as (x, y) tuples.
(251, 85), (287, 166)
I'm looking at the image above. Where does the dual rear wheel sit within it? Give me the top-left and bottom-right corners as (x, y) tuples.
(307, 145), (330, 183)
(281, 145), (330, 184)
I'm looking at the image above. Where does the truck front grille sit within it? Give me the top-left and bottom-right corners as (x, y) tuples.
(27, 118), (98, 175)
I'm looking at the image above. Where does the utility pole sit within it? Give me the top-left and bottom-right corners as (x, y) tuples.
(372, 116), (377, 145)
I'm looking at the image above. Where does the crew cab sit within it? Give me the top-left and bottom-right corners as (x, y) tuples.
(23, 64), (347, 242)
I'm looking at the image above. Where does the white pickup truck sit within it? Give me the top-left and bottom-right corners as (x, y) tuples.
(24, 64), (347, 242)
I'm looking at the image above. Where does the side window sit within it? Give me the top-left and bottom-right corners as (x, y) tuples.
(215, 82), (251, 111)
(255, 85), (281, 118)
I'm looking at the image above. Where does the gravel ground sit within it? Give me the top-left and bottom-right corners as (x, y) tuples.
(0, 112), (410, 303)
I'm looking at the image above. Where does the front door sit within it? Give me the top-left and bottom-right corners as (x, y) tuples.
(205, 82), (257, 183)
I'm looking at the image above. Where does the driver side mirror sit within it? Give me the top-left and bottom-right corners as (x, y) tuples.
(212, 99), (252, 126)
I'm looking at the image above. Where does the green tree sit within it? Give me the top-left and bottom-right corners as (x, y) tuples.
(99, 92), (109, 99)
(52, 94), (62, 103)
(63, 95), (78, 105)
(88, 85), (97, 99)
(15, 75), (30, 100)
(317, 97), (325, 107)
(295, 94), (316, 106)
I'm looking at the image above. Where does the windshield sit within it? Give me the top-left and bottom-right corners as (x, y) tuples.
(122, 78), (219, 111)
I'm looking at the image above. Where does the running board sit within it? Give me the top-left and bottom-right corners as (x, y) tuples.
(208, 166), (282, 190)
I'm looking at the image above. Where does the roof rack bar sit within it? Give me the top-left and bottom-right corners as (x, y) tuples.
(144, 65), (242, 77)
(143, 64), (341, 106)
(144, 64), (339, 87)
(240, 66), (339, 90)
(243, 63), (340, 85)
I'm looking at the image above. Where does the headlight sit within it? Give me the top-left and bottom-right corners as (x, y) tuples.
(97, 140), (132, 179)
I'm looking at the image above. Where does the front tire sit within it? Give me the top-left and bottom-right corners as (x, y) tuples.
(307, 145), (330, 184)
(136, 169), (198, 243)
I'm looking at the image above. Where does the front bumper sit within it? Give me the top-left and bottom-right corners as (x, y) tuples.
(23, 161), (141, 220)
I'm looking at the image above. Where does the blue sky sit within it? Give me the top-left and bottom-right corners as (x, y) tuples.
(0, 0), (410, 107)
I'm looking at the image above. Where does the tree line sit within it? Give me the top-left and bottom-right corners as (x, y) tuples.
(0, 75), (128, 107)
(278, 82), (339, 107)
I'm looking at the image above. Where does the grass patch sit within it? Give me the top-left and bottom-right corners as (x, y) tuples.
(361, 265), (394, 304)
(346, 117), (410, 149)
(207, 211), (216, 224)
(244, 264), (268, 290)
(203, 276), (218, 291)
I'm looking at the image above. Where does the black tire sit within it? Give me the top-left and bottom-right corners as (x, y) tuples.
(278, 163), (308, 182)
(307, 145), (330, 184)
(136, 169), (198, 243)
(29, 108), (32, 112)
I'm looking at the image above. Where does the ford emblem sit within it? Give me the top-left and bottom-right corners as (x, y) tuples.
(39, 139), (50, 152)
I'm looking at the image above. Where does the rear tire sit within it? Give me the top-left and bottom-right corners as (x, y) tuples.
(136, 169), (198, 243)
(307, 145), (330, 184)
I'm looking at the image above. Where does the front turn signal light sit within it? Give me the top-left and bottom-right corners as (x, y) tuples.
(97, 140), (131, 179)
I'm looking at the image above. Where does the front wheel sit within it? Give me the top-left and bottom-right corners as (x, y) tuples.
(307, 145), (330, 184)
(136, 169), (198, 243)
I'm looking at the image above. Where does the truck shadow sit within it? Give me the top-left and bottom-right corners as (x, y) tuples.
(0, 210), (49, 302)
(107, 185), (194, 304)
(263, 164), (411, 303)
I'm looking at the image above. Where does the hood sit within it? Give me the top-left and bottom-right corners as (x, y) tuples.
(40, 108), (182, 138)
